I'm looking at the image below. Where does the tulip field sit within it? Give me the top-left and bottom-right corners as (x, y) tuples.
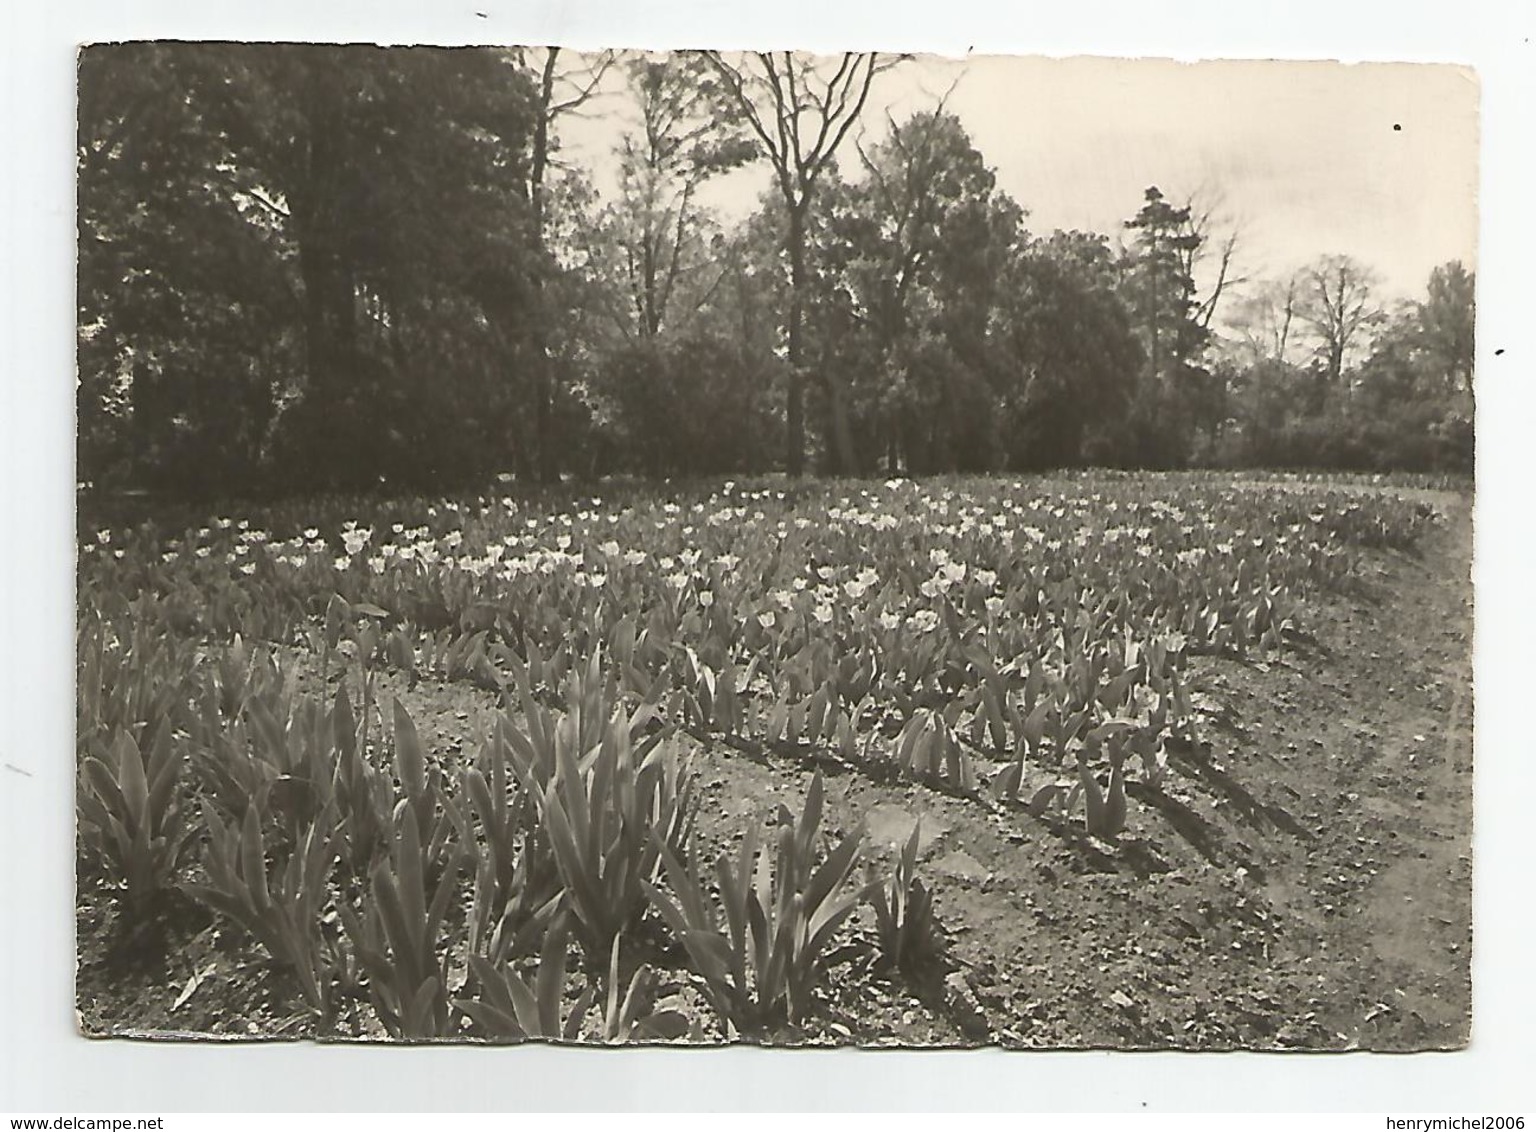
(74, 472), (1473, 1047)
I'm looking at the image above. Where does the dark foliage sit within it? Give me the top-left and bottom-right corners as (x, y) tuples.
(77, 45), (1474, 492)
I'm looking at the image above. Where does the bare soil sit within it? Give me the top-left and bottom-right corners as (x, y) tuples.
(76, 490), (1473, 1049)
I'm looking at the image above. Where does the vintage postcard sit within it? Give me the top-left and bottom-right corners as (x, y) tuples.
(74, 44), (1476, 1051)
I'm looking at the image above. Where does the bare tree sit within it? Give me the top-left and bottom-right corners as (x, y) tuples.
(1174, 186), (1246, 333)
(1230, 275), (1302, 367)
(1298, 254), (1384, 387)
(703, 50), (903, 476)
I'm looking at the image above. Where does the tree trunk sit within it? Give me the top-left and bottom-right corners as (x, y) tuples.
(530, 52), (559, 484)
(824, 373), (856, 475)
(786, 203), (807, 478)
(530, 295), (555, 484)
(293, 66), (356, 418)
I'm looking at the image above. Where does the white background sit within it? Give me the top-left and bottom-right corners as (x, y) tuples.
(2, 0), (1532, 1113)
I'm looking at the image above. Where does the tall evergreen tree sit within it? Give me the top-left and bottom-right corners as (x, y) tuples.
(1120, 187), (1213, 465)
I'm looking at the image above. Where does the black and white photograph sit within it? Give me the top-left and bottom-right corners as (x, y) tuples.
(68, 41), (1481, 1054)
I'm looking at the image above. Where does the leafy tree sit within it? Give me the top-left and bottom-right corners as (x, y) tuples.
(1349, 262), (1475, 471)
(262, 47), (539, 487)
(600, 54), (755, 343)
(598, 330), (778, 477)
(1414, 260), (1475, 398)
(995, 233), (1144, 469)
(509, 48), (618, 483)
(570, 56), (773, 478)
(78, 44), (303, 490)
(582, 204), (785, 478)
(703, 51), (903, 476)
(805, 110), (1026, 473)
(78, 44), (541, 492)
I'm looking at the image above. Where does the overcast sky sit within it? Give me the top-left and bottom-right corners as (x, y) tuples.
(566, 53), (1479, 307)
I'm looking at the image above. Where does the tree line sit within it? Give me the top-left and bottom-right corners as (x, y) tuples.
(77, 45), (1475, 494)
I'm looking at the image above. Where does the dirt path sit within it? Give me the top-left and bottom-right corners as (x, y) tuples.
(835, 485), (1476, 1049)
(1279, 492), (1474, 1047)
